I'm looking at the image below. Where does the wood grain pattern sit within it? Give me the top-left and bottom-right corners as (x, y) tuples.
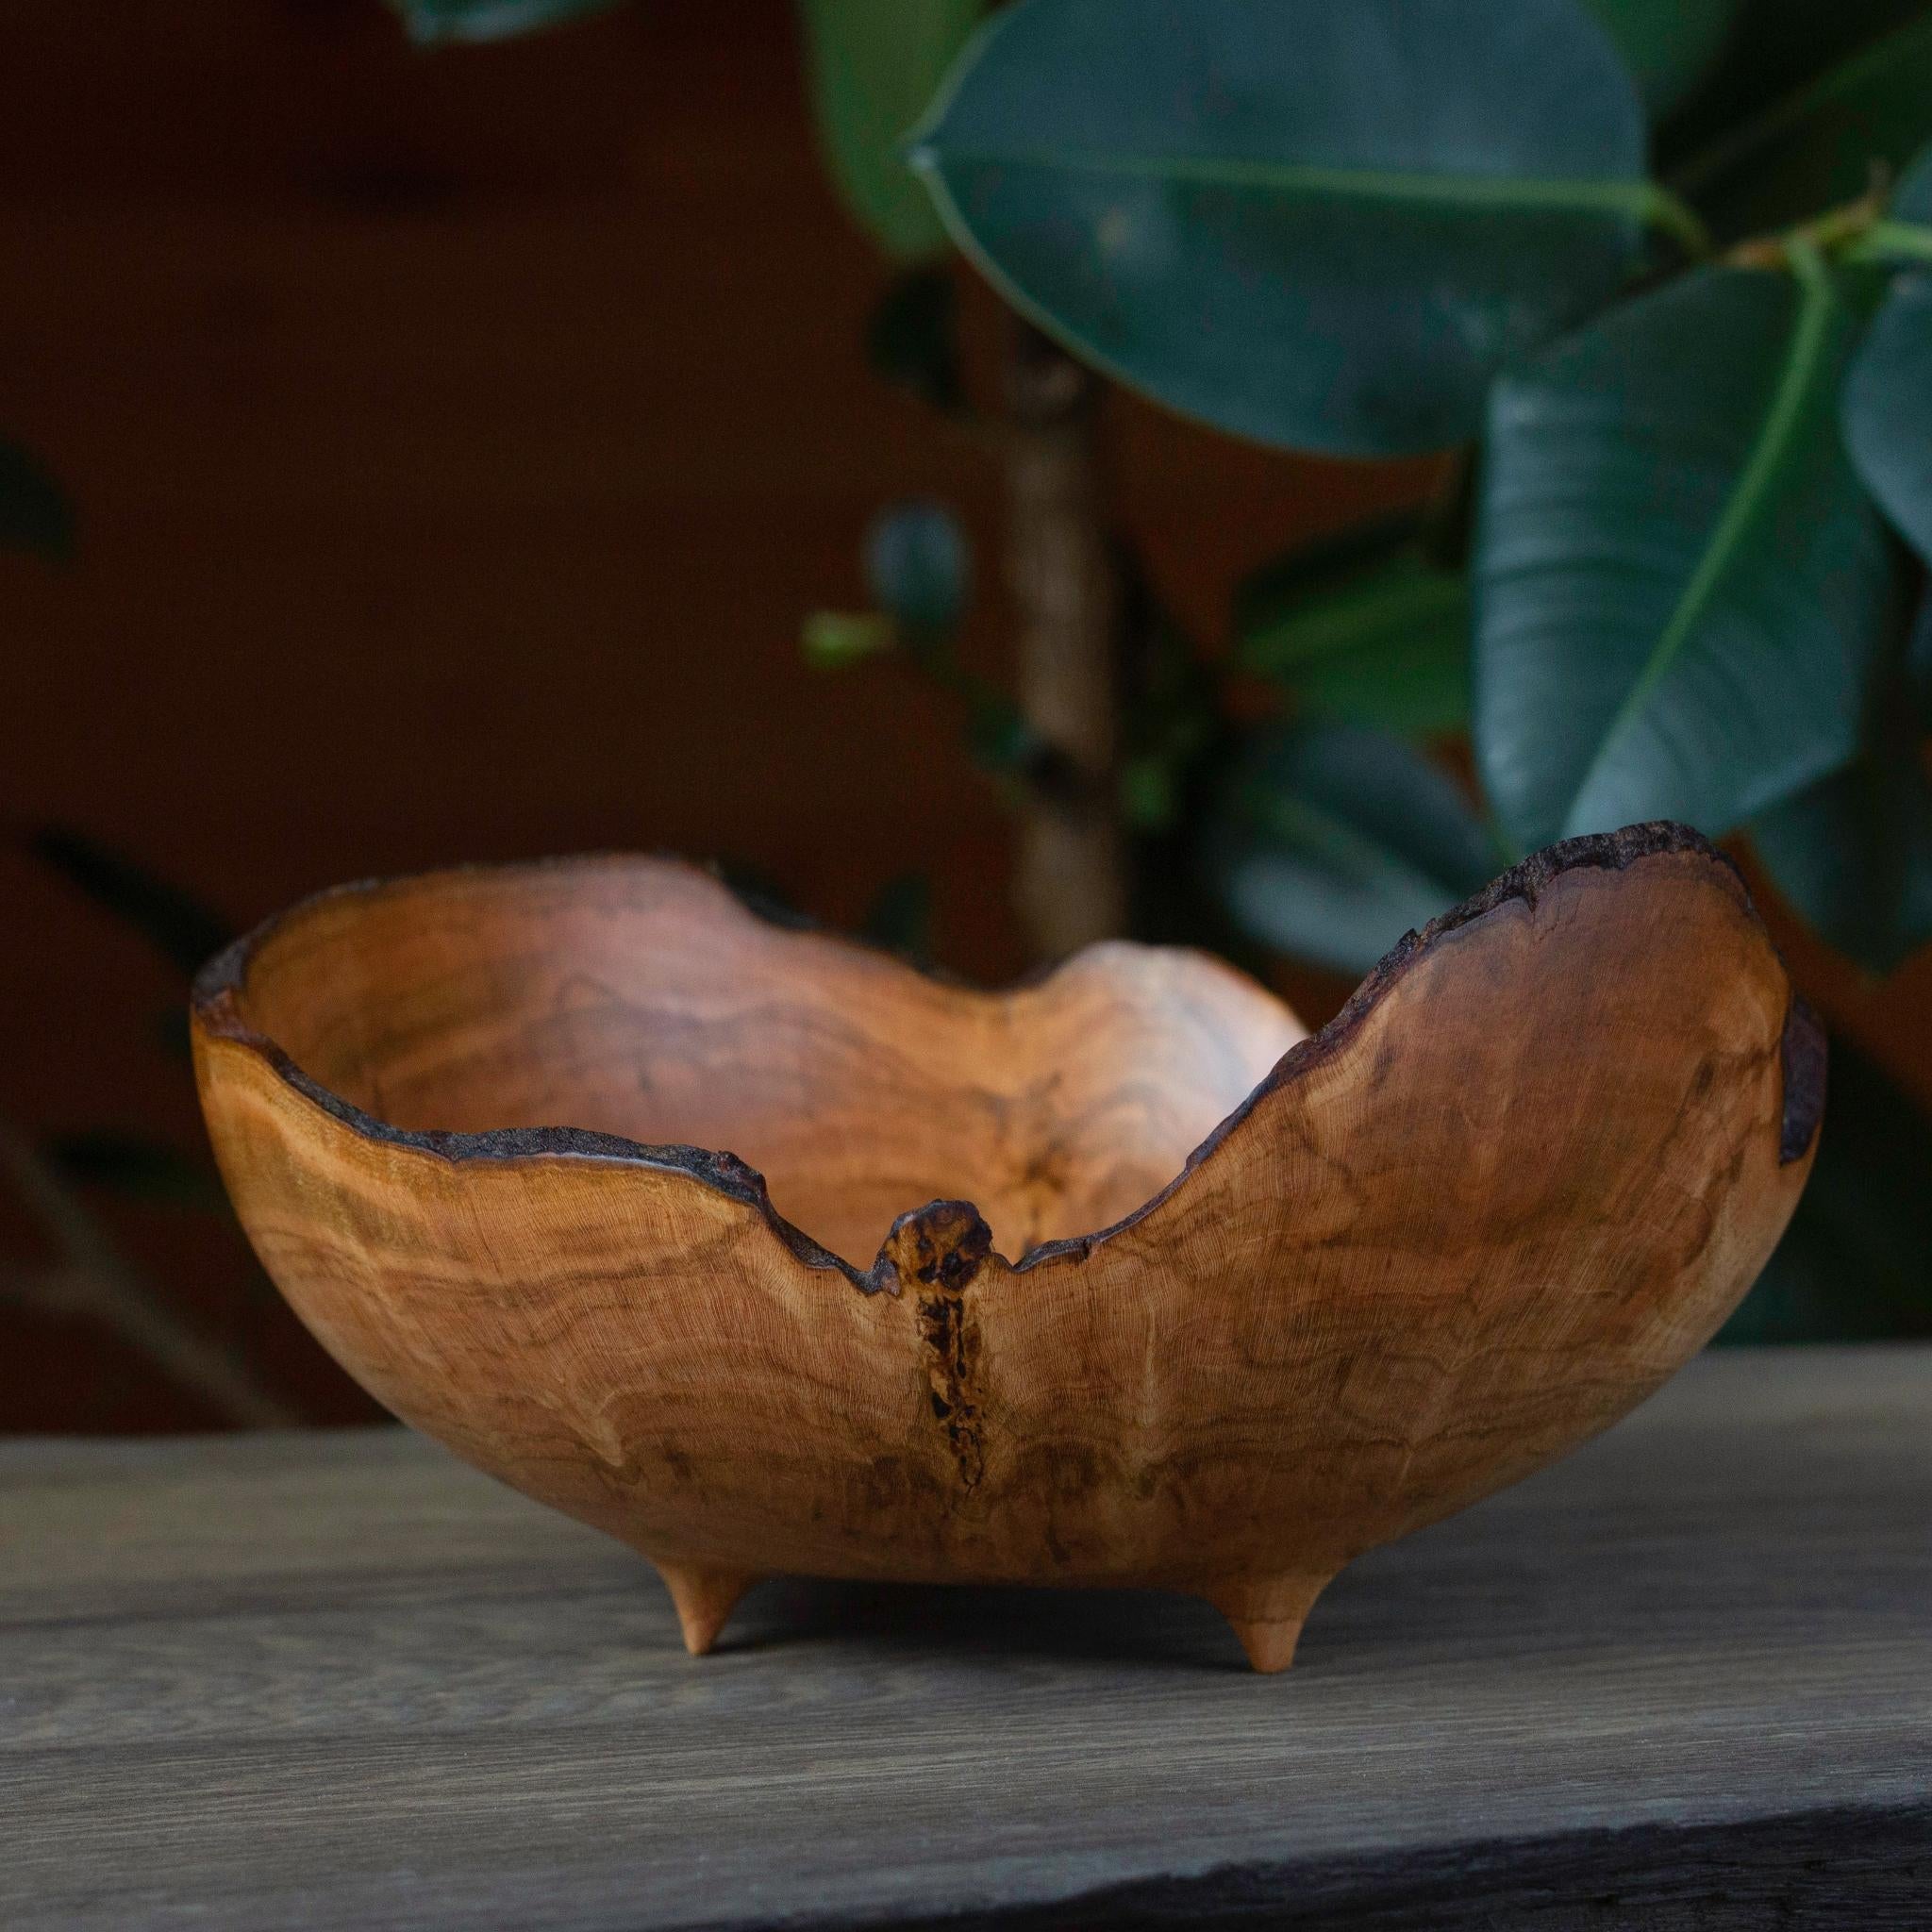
(3, 1349), (1926, 1930)
(190, 824), (1820, 1670)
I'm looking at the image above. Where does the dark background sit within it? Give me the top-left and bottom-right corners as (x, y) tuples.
(5, 0), (1927, 1431)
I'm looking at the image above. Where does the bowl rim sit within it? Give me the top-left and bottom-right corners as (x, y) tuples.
(190, 821), (1814, 1285)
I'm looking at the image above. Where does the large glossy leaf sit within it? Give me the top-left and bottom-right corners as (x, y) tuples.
(1670, 8), (1932, 238)
(1238, 548), (1470, 740)
(799, 0), (982, 261)
(390, 0), (622, 43)
(1583, 0), (1740, 118)
(1844, 152), (1932, 565)
(1206, 723), (1496, 976)
(1474, 259), (1895, 852)
(909, 0), (1657, 456)
(1844, 286), (1932, 563)
(1719, 1036), (1932, 1341)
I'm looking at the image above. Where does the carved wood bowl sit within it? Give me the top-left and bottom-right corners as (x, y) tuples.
(192, 824), (1822, 1671)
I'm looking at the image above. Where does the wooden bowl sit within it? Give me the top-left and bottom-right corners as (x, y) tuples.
(192, 823), (1821, 1671)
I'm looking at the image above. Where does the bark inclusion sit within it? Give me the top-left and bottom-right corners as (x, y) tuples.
(881, 1200), (991, 1491)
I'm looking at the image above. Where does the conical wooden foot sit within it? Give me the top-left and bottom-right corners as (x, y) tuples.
(1208, 1573), (1331, 1674)
(657, 1561), (757, 1657)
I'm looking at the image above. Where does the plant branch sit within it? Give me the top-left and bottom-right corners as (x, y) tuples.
(1850, 220), (1932, 267)
(0, 1116), (300, 1427)
(1000, 318), (1129, 957)
(1641, 184), (1711, 260)
(1724, 187), (1890, 272)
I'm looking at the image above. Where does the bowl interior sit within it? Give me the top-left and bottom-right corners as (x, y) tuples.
(230, 860), (1305, 1265)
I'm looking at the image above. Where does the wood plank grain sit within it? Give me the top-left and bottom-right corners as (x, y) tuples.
(1, 1348), (1927, 1930)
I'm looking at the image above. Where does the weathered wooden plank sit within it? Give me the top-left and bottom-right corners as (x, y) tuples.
(2, 1347), (1928, 1929)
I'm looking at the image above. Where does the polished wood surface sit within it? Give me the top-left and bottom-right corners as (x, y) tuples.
(192, 824), (1818, 1669)
(5, 1348), (1926, 1930)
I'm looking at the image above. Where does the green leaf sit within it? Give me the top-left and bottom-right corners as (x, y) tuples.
(1234, 511), (1425, 614)
(1844, 281), (1932, 564)
(1670, 8), (1932, 238)
(28, 827), (232, 978)
(1206, 723), (1496, 977)
(1239, 549), (1471, 740)
(712, 859), (800, 929)
(1474, 258), (1895, 852)
(0, 440), (75, 559)
(1907, 590), (1932, 725)
(1752, 722), (1932, 974)
(802, 610), (895, 670)
(1888, 138), (1932, 219)
(1719, 1035), (1932, 1341)
(966, 691), (1040, 774)
(799, 0), (983, 262)
(864, 500), (970, 636)
(908, 0), (1659, 457)
(1843, 154), (1932, 566)
(860, 871), (935, 960)
(866, 266), (963, 410)
(1659, 0), (1926, 154)
(1117, 572), (1218, 831)
(1117, 755), (1177, 832)
(1583, 0), (1741, 119)
(390, 0), (623, 43)
(43, 1131), (228, 1211)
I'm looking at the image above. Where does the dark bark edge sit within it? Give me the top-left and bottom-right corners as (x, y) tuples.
(191, 823), (1804, 1284)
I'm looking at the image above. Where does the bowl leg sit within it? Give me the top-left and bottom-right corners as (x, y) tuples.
(1206, 1573), (1331, 1674)
(656, 1562), (757, 1657)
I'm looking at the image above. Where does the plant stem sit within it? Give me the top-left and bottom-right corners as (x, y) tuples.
(1850, 219), (1932, 267)
(1724, 188), (1889, 271)
(0, 1116), (300, 1428)
(1000, 318), (1128, 957)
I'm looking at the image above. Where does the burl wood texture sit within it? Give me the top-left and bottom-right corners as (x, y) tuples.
(191, 824), (1820, 1670)
(6, 1351), (1928, 1931)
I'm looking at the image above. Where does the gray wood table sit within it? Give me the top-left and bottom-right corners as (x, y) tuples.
(3, 1347), (1928, 1931)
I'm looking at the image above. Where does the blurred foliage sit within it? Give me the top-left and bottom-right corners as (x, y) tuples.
(1843, 151), (1932, 566)
(1582, 0), (1740, 119)
(1666, 8), (1932, 240)
(799, 0), (984, 261)
(1237, 520), (1472, 741)
(863, 499), (970, 637)
(42, 1130), (230, 1212)
(1752, 687), (1932, 973)
(29, 826), (233, 977)
(1206, 722), (1496, 978)
(390, 0), (623, 44)
(865, 266), (963, 412)
(1721, 1039), (1932, 1341)
(394, 0), (1932, 1341)
(859, 870), (936, 963)
(0, 440), (75, 560)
